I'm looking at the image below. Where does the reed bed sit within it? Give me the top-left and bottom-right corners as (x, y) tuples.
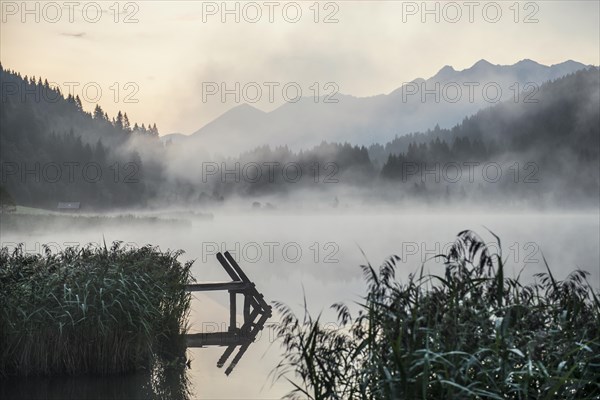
(0, 242), (193, 377)
(273, 230), (600, 399)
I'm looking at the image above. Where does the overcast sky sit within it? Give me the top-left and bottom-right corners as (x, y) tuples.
(1, 1), (599, 134)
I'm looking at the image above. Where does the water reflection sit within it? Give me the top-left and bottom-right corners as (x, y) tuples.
(185, 251), (273, 375)
(0, 359), (191, 400)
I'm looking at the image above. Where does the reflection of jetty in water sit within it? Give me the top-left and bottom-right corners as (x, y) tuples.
(185, 251), (272, 375)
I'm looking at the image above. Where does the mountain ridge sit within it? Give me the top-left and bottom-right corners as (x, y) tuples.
(171, 59), (593, 156)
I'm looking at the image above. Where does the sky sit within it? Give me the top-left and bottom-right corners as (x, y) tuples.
(1, 0), (599, 135)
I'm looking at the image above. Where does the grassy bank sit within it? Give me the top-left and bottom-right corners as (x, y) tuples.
(0, 242), (193, 377)
(274, 230), (600, 399)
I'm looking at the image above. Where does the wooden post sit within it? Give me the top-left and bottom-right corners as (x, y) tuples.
(229, 291), (236, 332)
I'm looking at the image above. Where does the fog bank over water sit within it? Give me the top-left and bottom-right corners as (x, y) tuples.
(2, 209), (598, 292)
(2, 207), (598, 398)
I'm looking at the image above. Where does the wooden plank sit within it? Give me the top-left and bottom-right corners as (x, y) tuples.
(225, 343), (251, 376)
(239, 282), (271, 312)
(185, 281), (249, 292)
(229, 291), (236, 332)
(243, 295), (251, 321)
(224, 313), (270, 375)
(217, 252), (242, 281)
(241, 308), (262, 334)
(224, 251), (251, 283)
(247, 293), (270, 314)
(217, 345), (237, 368)
(186, 332), (253, 347)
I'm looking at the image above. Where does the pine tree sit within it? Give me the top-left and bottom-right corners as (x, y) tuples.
(123, 113), (131, 132)
(75, 95), (83, 111)
(115, 111), (124, 130)
(93, 105), (104, 120)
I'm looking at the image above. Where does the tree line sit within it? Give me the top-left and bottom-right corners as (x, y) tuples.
(1, 64), (598, 209)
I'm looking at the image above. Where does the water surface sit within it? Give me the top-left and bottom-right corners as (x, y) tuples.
(2, 210), (598, 399)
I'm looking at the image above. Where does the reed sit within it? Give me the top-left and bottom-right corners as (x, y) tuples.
(0, 242), (193, 377)
(273, 230), (600, 399)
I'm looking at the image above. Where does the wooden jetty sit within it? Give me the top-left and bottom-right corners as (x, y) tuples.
(185, 251), (272, 375)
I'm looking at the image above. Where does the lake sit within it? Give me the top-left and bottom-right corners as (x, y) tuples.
(1, 208), (599, 399)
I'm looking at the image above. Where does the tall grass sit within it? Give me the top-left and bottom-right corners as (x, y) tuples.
(0, 242), (193, 378)
(273, 230), (600, 399)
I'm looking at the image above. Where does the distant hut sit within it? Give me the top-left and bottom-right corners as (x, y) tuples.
(57, 202), (81, 212)
(1, 203), (16, 213)
(0, 186), (16, 213)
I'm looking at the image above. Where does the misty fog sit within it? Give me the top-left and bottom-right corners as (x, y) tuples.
(2, 1), (599, 398)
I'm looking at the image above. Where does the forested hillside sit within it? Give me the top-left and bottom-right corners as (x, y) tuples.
(376, 68), (599, 202)
(0, 65), (162, 209)
(371, 68), (599, 164)
(1, 65), (598, 209)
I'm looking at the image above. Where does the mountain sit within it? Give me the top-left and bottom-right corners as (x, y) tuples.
(378, 67), (600, 203)
(176, 59), (592, 156)
(379, 67), (599, 163)
(2, 62), (597, 209)
(175, 68), (598, 205)
(192, 103), (267, 145)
